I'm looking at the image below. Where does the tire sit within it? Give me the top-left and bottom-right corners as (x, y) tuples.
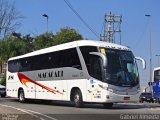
(1, 94), (6, 98)
(103, 103), (113, 108)
(158, 98), (160, 104)
(139, 99), (142, 103)
(18, 90), (26, 103)
(73, 89), (83, 107)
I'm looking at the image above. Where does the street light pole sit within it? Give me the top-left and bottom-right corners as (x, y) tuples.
(145, 14), (152, 93)
(156, 55), (160, 66)
(42, 14), (49, 33)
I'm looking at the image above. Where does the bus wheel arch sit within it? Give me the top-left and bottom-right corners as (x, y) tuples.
(70, 87), (83, 107)
(18, 88), (26, 103)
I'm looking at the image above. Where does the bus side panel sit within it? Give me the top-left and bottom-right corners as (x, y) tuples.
(86, 79), (105, 103)
(36, 80), (63, 100)
(153, 81), (160, 98)
(7, 74), (37, 99)
(7, 82), (20, 98)
(22, 82), (36, 99)
(7, 72), (19, 98)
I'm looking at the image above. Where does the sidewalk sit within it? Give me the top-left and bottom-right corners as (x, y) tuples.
(0, 105), (40, 120)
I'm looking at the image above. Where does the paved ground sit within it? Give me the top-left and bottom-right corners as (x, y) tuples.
(0, 97), (160, 120)
(0, 104), (41, 120)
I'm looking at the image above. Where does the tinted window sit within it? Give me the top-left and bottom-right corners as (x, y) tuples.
(8, 48), (82, 72)
(141, 93), (151, 96)
(8, 60), (20, 73)
(80, 46), (102, 81)
(59, 48), (82, 69)
(89, 55), (102, 80)
(154, 70), (160, 81)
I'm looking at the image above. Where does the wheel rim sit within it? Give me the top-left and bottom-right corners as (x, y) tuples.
(74, 94), (79, 104)
(19, 92), (24, 101)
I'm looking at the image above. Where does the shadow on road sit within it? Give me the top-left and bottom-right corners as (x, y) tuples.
(7, 98), (160, 110)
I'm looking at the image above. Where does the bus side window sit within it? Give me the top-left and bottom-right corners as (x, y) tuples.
(154, 70), (160, 81)
(30, 48), (82, 70)
(19, 58), (31, 72)
(8, 60), (20, 73)
(80, 46), (102, 81)
(89, 55), (102, 81)
(59, 48), (82, 70)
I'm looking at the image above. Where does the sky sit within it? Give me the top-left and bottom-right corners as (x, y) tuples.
(9, 0), (160, 88)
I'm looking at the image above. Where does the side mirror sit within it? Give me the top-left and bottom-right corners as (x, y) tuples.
(89, 52), (107, 68)
(135, 56), (146, 69)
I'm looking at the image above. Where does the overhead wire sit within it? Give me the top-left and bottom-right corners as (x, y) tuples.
(63, 0), (99, 38)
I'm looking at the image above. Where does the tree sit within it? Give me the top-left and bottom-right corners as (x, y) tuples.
(0, 0), (23, 38)
(0, 73), (6, 86)
(34, 28), (83, 50)
(12, 32), (34, 52)
(0, 34), (33, 85)
(34, 32), (55, 50)
(0, 36), (30, 62)
(54, 27), (83, 45)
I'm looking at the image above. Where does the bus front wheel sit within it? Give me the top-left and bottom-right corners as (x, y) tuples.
(73, 89), (83, 107)
(18, 89), (26, 103)
(158, 98), (160, 104)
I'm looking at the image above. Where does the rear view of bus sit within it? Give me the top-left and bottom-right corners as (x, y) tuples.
(152, 67), (160, 103)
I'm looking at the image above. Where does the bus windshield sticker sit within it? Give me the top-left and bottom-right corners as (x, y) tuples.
(100, 48), (106, 54)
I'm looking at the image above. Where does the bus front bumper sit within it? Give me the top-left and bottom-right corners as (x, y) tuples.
(104, 92), (140, 103)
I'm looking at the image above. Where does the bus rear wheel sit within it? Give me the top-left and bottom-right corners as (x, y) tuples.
(18, 89), (26, 103)
(73, 89), (83, 107)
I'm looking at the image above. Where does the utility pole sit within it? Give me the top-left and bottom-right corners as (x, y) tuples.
(156, 55), (160, 66)
(145, 14), (152, 93)
(101, 12), (122, 44)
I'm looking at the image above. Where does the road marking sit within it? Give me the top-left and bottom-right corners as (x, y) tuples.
(150, 108), (160, 110)
(0, 104), (58, 120)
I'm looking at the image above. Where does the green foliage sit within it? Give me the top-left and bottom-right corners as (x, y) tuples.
(0, 27), (83, 85)
(54, 27), (83, 45)
(34, 32), (55, 50)
(0, 36), (31, 62)
(0, 73), (6, 86)
(0, 27), (83, 63)
(0, 33), (35, 63)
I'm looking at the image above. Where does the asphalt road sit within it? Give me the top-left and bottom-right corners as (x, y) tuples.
(0, 97), (160, 120)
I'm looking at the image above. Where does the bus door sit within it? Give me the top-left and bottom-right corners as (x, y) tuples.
(87, 55), (103, 102)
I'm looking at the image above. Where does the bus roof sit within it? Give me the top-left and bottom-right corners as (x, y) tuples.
(153, 67), (160, 71)
(8, 40), (130, 61)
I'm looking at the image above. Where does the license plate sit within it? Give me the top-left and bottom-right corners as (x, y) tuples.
(124, 97), (130, 100)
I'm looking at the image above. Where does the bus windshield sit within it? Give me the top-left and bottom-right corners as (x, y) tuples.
(154, 70), (160, 81)
(104, 49), (139, 87)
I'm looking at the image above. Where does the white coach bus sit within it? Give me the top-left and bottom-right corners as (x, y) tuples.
(6, 40), (146, 107)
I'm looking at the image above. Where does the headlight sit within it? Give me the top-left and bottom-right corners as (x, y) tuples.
(98, 84), (114, 92)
